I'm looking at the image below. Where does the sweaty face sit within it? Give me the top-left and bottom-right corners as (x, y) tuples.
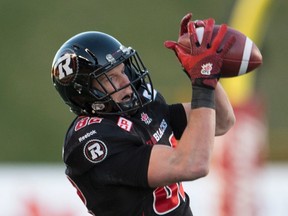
(92, 63), (133, 103)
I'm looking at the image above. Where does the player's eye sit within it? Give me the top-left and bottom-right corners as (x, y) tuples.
(108, 75), (116, 82)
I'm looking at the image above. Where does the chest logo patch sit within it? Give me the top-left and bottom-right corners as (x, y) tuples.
(141, 112), (152, 125)
(83, 139), (107, 163)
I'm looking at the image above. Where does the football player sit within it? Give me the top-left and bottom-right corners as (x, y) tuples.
(51, 13), (235, 216)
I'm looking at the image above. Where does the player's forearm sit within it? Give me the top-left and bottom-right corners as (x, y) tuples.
(176, 107), (215, 180)
(148, 106), (215, 187)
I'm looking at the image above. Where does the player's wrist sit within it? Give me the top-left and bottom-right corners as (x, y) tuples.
(191, 85), (215, 109)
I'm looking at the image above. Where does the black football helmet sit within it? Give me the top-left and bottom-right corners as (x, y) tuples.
(51, 31), (154, 115)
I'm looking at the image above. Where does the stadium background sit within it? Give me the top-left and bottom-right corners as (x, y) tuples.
(0, 0), (287, 215)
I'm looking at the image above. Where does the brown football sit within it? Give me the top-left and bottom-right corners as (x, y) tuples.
(178, 25), (263, 77)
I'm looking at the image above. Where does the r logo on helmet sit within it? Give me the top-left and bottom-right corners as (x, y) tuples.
(52, 49), (78, 85)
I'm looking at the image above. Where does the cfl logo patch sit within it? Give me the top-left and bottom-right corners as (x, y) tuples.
(83, 139), (108, 163)
(201, 63), (213, 75)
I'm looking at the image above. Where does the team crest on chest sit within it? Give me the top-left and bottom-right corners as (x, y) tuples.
(140, 112), (152, 125)
(83, 139), (107, 163)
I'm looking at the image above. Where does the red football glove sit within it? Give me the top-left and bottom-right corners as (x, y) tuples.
(165, 15), (235, 89)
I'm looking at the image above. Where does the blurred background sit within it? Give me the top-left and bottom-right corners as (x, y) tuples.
(0, 0), (287, 215)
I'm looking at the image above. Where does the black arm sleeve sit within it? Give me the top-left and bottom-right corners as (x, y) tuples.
(168, 103), (187, 139)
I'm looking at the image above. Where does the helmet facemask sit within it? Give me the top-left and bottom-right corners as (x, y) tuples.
(88, 49), (154, 116)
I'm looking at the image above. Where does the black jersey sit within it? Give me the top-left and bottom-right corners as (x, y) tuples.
(62, 89), (192, 216)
